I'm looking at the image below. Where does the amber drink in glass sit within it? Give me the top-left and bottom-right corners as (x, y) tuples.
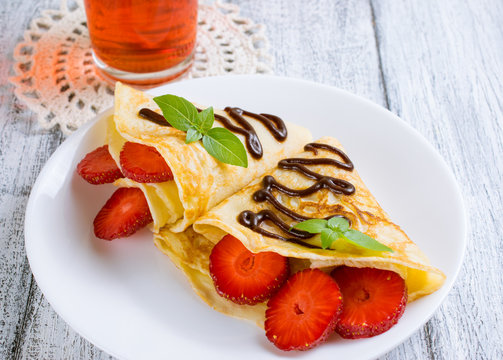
(84, 0), (197, 85)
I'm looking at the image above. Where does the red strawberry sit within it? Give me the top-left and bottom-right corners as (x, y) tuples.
(76, 145), (123, 184)
(265, 269), (342, 351)
(119, 142), (173, 183)
(331, 266), (407, 339)
(93, 187), (153, 240)
(209, 234), (289, 305)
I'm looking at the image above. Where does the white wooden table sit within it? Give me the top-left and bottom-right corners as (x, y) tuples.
(1, 0), (502, 359)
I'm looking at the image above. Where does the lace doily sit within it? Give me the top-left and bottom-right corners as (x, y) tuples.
(9, 0), (273, 135)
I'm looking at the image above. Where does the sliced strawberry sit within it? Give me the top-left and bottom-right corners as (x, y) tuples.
(119, 142), (173, 183)
(331, 266), (407, 339)
(76, 145), (123, 184)
(209, 234), (289, 305)
(93, 187), (153, 240)
(265, 269), (342, 351)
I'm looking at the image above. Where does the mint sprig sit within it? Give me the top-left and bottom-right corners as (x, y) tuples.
(153, 95), (248, 168)
(293, 217), (393, 252)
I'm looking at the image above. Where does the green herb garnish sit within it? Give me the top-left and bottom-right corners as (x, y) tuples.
(292, 217), (393, 252)
(153, 95), (248, 167)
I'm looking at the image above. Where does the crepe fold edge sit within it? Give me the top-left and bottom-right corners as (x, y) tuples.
(153, 223), (443, 330)
(110, 82), (313, 233)
(193, 218), (445, 302)
(153, 227), (267, 327)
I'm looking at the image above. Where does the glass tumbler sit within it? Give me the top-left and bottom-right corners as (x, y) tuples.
(84, 0), (198, 86)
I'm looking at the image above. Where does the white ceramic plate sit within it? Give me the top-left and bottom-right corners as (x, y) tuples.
(25, 75), (466, 360)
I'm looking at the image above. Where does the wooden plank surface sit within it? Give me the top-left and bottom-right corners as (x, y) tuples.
(372, 0), (503, 358)
(0, 0), (502, 359)
(0, 0), (111, 359)
(238, 0), (387, 105)
(0, 1), (62, 359)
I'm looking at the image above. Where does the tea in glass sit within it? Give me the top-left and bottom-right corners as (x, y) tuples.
(84, 0), (197, 85)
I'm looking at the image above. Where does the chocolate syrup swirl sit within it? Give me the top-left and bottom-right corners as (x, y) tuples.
(225, 107), (288, 142)
(238, 143), (355, 248)
(138, 106), (287, 160)
(238, 210), (319, 248)
(213, 112), (263, 159)
(138, 108), (170, 126)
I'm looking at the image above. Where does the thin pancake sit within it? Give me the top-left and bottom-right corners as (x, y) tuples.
(110, 83), (312, 232)
(193, 137), (445, 302)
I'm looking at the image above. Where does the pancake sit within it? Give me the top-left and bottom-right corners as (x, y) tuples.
(108, 83), (312, 233)
(191, 137), (445, 303)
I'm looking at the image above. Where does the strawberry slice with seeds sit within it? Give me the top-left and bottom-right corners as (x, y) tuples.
(265, 269), (342, 351)
(93, 187), (153, 240)
(209, 234), (289, 305)
(120, 142), (173, 183)
(76, 145), (123, 184)
(331, 266), (407, 339)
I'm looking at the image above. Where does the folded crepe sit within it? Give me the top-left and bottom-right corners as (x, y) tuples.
(107, 83), (312, 232)
(154, 136), (445, 324)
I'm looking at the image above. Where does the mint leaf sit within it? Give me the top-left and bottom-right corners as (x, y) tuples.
(199, 107), (214, 133)
(343, 229), (393, 252)
(153, 94), (200, 132)
(328, 216), (349, 232)
(185, 128), (202, 144)
(320, 229), (332, 249)
(153, 95), (248, 168)
(202, 127), (248, 167)
(320, 228), (340, 249)
(291, 217), (392, 252)
(293, 219), (328, 233)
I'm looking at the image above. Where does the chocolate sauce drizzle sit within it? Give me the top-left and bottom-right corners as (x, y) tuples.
(138, 106), (287, 160)
(224, 107), (288, 158)
(238, 143), (355, 247)
(138, 108), (170, 126)
(238, 210), (320, 248)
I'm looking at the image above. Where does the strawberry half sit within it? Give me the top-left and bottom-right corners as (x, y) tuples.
(331, 266), (407, 339)
(209, 234), (289, 305)
(76, 145), (123, 184)
(119, 142), (173, 183)
(265, 269), (342, 351)
(93, 187), (153, 240)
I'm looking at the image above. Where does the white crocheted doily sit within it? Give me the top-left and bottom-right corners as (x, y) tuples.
(9, 0), (273, 135)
